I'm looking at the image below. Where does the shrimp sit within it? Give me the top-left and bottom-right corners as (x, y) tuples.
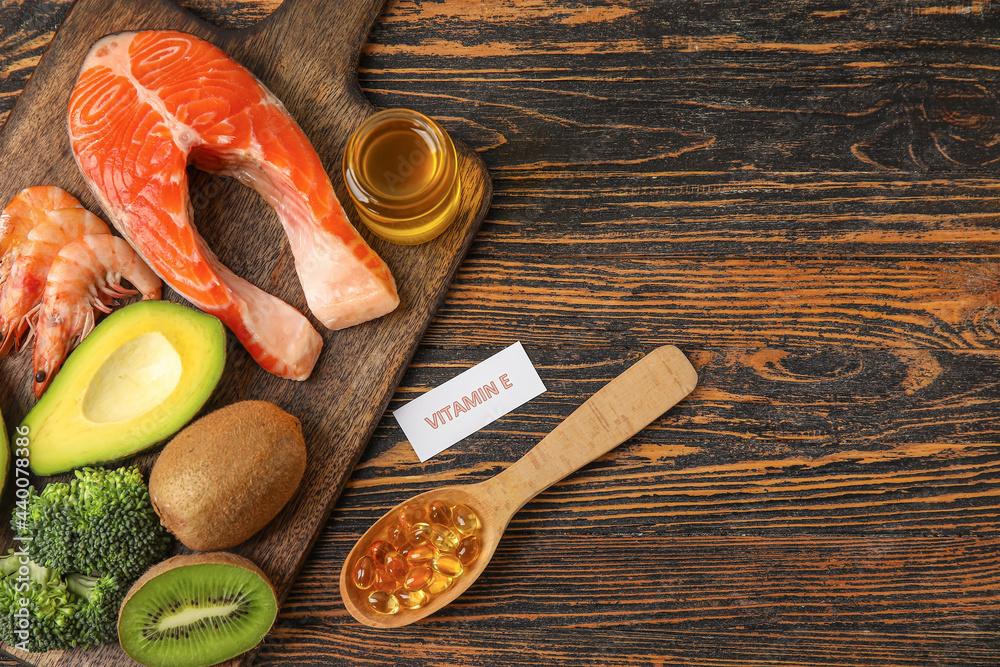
(0, 209), (111, 355)
(0, 186), (82, 287)
(33, 234), (162, 398)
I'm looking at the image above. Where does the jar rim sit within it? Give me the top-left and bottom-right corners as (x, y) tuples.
(344, 108), (455, 207)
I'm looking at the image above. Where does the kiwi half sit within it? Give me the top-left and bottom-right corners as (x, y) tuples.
(118, 552), (278, 667)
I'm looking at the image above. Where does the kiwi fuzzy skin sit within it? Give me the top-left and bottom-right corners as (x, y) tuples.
(118, 552), (278, 666)
(149, 400), (307, 551)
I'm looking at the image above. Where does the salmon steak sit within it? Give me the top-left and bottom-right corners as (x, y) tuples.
(68, 30), (399, 380)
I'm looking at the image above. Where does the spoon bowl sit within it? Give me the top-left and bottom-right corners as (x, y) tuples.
(340, 345), (698, 628)
(339, 481), (507, 628)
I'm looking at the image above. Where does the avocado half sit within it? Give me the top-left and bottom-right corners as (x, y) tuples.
(22, 300), (226, 476)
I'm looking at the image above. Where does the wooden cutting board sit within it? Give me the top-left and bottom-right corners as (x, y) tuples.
(0, 0), (491, 664)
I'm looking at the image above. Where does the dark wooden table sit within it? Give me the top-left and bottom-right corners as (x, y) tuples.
(3, 0), (1000, 665)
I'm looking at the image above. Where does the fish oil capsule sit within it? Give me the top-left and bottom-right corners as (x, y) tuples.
(352, 556), (376, 590)
(406, 544), (436, 565)
(366, 590), (400, 615)
(424, 570), (453, 594)
(388, 523), (408, 549)
(429, 523), (459, 552)
(451, 504), (480, 537)
(432, 552), (464, 578)
(407, 522), (433, 546)
(404, 565), (433, 591)
(372, 568), (397, 592)
(455, 535), (480, 566)
(396, 588), (430, 610)
(428, 499), (452, 524)
(370, 540), (391, 565)
(384, 551), (408, 581)
(398, 503), (427, 528)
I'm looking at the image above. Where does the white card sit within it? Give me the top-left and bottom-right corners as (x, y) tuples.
(394, 342), (547, 461)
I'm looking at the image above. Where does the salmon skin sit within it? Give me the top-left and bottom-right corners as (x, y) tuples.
(68, 30), (399, 380)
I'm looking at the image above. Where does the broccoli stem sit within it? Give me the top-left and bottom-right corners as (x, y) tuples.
(65, 574), (98, 602)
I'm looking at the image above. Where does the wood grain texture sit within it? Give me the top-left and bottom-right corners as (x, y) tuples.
(3, 0), (1000, 666)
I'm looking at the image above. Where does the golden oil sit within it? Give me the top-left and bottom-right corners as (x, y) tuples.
(343, 109), (460, 245)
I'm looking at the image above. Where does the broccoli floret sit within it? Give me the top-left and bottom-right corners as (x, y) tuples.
(66, 572), (124, 646)
(3, 466), (172, 651)
(0, 551), (123, 652)
(20, 466), (172, 581)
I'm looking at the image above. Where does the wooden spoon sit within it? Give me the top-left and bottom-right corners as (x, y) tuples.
(339, 344), (698, 628)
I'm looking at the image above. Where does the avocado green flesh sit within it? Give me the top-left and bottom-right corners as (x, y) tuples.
(21, 301), (226, 476)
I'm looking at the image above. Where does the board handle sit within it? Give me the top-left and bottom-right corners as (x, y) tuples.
(253, 0), (387, 59)
(481, 345), (698, 519)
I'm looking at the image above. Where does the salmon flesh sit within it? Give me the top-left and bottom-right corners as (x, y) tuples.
(68, 30), (399, 380)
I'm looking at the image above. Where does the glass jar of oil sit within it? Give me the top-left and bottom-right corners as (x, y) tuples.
(343, 109), (460, 245)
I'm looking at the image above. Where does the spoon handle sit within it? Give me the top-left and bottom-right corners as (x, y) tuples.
(481, 345), (697, 518)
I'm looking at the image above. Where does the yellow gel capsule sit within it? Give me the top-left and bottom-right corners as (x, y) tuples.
(429, 523), (459, 552)
(385, 551), (408, 581)
(398, 503), (427, 528)
(428, 499), (453, 524)
(404, 565), (434, 591)
(451, 504), (480, 536)
(407, 522), (433, 546)
(388, 523), (408, 549)
(370, 540), (391, 565)
(432, 552), (464, 578)
(372, 569), (397, 592)
(366, 590), (400, 615)
(406, 544), (436, 565)
(424, 571), (453, 594)
(352, 556), (376, 590)
(456, 535), (481, 566)
(396, 588), (430, 610)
